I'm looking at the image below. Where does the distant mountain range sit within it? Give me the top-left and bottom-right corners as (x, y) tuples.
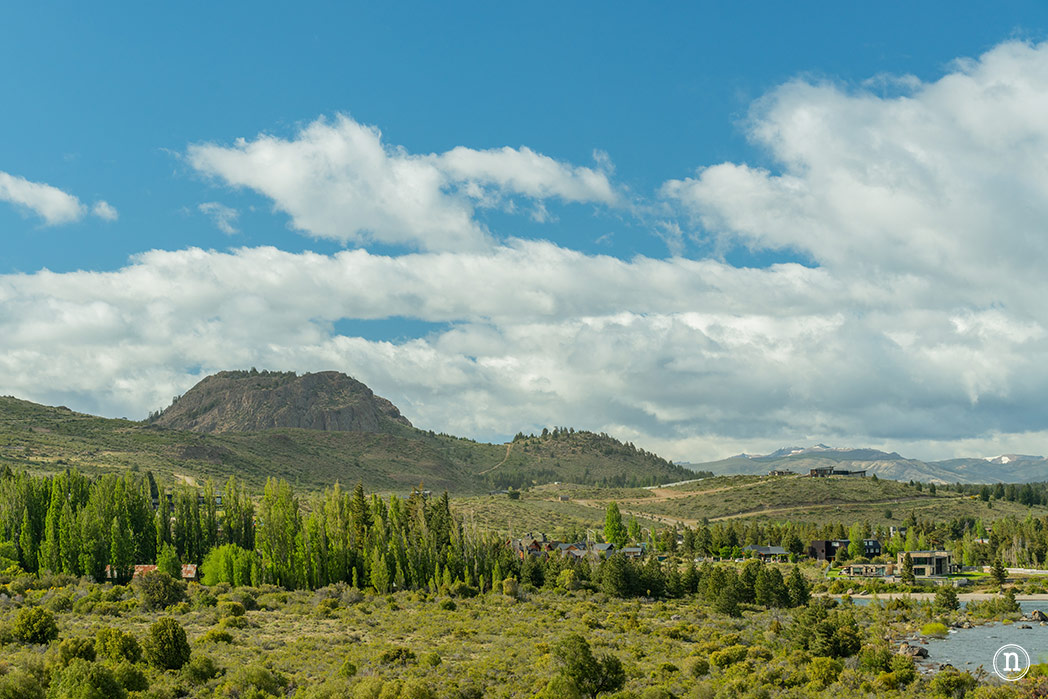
(680, 445), (1048, 484)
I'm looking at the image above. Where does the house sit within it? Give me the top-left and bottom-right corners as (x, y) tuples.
(809, 539), (849, 561)
(768, 469), (795, 476)
(809, 466), (866, 478)
(591, 543), (614, 557)
(558, 495), (571, 502)
(899, 550), (955, 577)
(863, 539), (882, 557)
(842, 562), (896, 578)
(743, 544), (789, 560)
(111, 564), (199, 582)
(621, 546), (644, 560)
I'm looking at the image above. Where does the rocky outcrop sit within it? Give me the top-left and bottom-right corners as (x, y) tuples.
(153, 370), (412, 434)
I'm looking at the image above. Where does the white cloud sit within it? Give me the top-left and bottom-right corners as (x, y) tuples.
(663, 40), (1048, 289)
(92, 201), (119, 221)
(0, 171), (85, 224)
(186, 114), (617, 251)
(2, 239), (1048, 462)
(198, 202), (239, 234)
(9, 41), (1048, 463)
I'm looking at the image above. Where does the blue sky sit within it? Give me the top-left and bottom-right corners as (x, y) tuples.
(4, 3), (1048, 461)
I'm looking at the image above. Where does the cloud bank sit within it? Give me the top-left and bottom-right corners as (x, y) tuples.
(8, 40), (1048, 462)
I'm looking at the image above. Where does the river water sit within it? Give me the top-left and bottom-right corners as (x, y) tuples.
(840, 598), (1048, 672)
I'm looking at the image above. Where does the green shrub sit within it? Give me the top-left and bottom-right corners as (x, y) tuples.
(182, 654), (222, 684)
(218, 615), (248, 629)
(48, 658), (125, 699)
(143, 618), (191, 670)
(502, 578), (519, 597)
(688, 657), (710, 677)
(200, 628), (235, 644)
(807, 656), (843, 689)
(51, 636), (96, 669)
(338, 659), (357, 677)
(439, 599), (457, 611)
(929, 667), (978, 697)
(134, 570), (186, 610)
(218, 664), (287, 698)
(14, 607), (58, 644)
(922, 622), (949, 638)
(95, 627), (142, 664)
(709, 644), (747, 669)
(111, 661), (149, 692)
(218, 600), (246, 618)
(378, 646), (416, 665)
(0, 670), (44, 699)
(421, 651), (442, 667)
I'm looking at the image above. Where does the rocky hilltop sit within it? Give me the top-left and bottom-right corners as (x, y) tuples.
(152, 370), (412, 434)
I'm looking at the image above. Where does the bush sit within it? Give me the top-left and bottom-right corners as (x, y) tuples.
(48, 658), (125, 699)
(929, 667), (978, 697)
(688, 657), (710, 677)
(378, 646), (416, 665)
(217, 600), (246, 618)
(807, 656), (843, 689)
(182, 654), (222, 684)
(0, 670), (44, 699)
(709, 644), (748, 669)
(934, 586), (960, 613)
(134, 570), (186, 610)
(421, 651), (442, 667)
(143, 618), (191, 670)
(95, 627), (142, 663)
(922, 622), (949, 639)
(216, 615), (247, 631)
(14, 607), (58, 644)
(51, 636), (96, 668)
(112, 661), (149, 692)
(200, 628), (235, 644)
(218, 665), (287, 698)
(439, 599), (456, 611)
(502, 578), (519, 597)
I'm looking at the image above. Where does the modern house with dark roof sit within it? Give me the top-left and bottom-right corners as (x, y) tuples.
(743, 544), (789, 560)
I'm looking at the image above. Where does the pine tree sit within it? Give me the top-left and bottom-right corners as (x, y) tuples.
(992, 557), (1007, 586)
(787, 565), (810, 607)
(901, 552), (916, 584)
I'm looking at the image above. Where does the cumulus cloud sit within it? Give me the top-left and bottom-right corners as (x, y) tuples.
(0, 171), (86, 224)
(186, 114), (617, 251)
(92, 201), (119, 222)
(0, 171), (117, 225)
(2, 239), (1048, 462)
(9, 41), (1048, 462)
(198, 202), (239, 234)
(663, 40), (1048, 289)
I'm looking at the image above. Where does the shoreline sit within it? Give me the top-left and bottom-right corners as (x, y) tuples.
(829, 592), (1048, 602)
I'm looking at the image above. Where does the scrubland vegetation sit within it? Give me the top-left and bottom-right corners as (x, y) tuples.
(2, 562), (1044, 699)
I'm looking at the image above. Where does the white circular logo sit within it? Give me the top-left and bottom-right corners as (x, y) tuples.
(993, 644), (1030, 681)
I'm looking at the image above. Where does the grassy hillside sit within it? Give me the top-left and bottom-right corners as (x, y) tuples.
(492, 473), (1048, 531)
(0, 396), (687, 495)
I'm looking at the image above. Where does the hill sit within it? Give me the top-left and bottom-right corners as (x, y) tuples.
(0, 372), (691, 494)
(682, 445), (1048, 484)
(529, 473), (1048, 530)
(152, 369), (412, 433)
